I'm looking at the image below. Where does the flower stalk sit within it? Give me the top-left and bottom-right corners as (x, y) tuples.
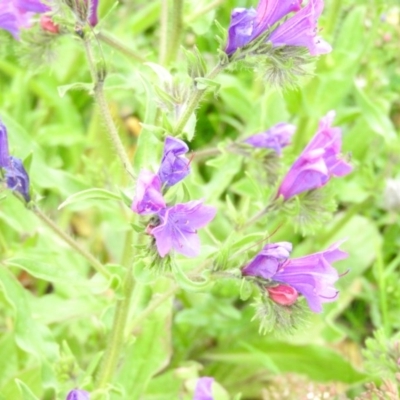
(82, 35), (134, 178)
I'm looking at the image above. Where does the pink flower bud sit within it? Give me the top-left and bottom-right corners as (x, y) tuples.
(267, 284), (298, 306)
(40, 15), (59, 34)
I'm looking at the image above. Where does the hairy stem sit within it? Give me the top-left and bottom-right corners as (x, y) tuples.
(96, 266), (135, 390)
(97, 31), (146, 63)
(82, 36), (134, 178)
(173, 63), (224, 135)
(33, 207), (111, 279)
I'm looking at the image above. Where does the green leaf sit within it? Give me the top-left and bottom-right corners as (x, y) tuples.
(15, 380), (40, 400)
(58, 188), (121, 210)
(57, 82), (93, 98)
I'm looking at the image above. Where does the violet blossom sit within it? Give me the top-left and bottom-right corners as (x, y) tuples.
(131, 170), (166, 215)
(0, 0), (49, 38)
(149, 200), (216, 258)
(66, 389), (90, 400)
(193, 377), (214, 400)
(158, 136), (190, 187)
(242, 241), (348, 312)
(0, 120), (30, 202)
(225, 0), (331, 56)
(277, 111), (352, 200)
(244, 122), (296, 154)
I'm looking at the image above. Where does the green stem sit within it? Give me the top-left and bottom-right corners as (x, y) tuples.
(33, 207), (111, 280)
(96, 267), (134, 390)
(173, 63), (224, 135)
(159, 0), (169, 64)
(82, 36), (134, 178)
(96, 31), (146, 63)
(166, 0), (184, 64)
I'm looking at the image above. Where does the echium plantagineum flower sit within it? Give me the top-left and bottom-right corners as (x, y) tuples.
(242, 240), (348, 312)
(277, 111), (352, 200)
(131, 136), (216, 258)
(244, 122), (296, 155)
(193, 377), (214, 400)
(0, 120), (30, 202)
(0, 0), (49, 38)
(225, 0), (331, 56)
(66, 389), (90, 400)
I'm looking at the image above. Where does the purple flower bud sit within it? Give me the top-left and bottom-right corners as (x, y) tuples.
(158, 136), (190, 187)
(86, 0), (98, 27)
(0, 121), (10, 168)
(149, 200), (216, 258)
(225, 0), (330, 56)
(277, 111), (352, 200)
(193, 377), (214, 400)
(0, 120), (30, 202)
(5, 156), (31, 202)
(131, 170), (166, 215)
(66, 389), (90, 400)
(244, 122), (296, 154)
(243, 240), (348, 312)
(267, 284), (298, 306)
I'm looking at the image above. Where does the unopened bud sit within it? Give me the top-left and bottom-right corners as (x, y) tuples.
(40, 15), (59, 34)
(267, 284), (298, 306)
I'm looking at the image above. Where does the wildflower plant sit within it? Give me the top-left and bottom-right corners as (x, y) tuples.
(0, 0), (396, 399)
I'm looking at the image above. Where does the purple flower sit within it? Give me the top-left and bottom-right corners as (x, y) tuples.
(277, 111), (352, 200)
(244, 122), (296, 154)
(0, 120), (30, 202)
(66, 389), (90, 400)
(158, 136), (190, 187)
(225, 0), (330, 56)
(149, 200), (216, 258)
(193, 377), (214, 400)
(131, 170), (166, 215)
(0, 0), (49, 38)
(242, 241), (348, 312)
(87, 0), (98, 27)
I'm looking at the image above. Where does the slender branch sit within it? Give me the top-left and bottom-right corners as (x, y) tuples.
(82, 36), (134, 178)
(33, 206), (111, 279)
(159, 0), (170, 64)
(96, 266), (134, 389)
(166, 0), (184, 64)
(96, 31), (146, 63)
(173, 63), (225, 135)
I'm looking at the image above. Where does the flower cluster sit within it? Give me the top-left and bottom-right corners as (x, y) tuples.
(131, 136), (216, 258)
(243, 240), (348, 312)
(225, 0), (331, 56)
(277, 111), (352, 200)
(0, 120), (30, 202)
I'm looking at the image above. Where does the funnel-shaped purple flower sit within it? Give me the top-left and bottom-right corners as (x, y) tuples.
(225, 0), (330, 56)
(158, 136), (190, 187)
(0, 120), (30, 202)
(131, 170), (166, 215)
(244, 122), (296, 154)
(277, 111), (352, 200)
(66, 389), (90, 400)
(242, 241), (348, 312)
(193, 377), (214, 400)
(149, 200), (216, 258)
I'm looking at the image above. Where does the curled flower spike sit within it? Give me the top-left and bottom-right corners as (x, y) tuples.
(244, 122), (296, 154)
(158, 136), (190, 187)
(193, 377), (214, 400)
(131, 170), (166, 215)
(66, 389), (90, 400)
(242, 240), (348, 312)
(0, 0), (49, 39)
(0, 120), (30, 202)
(149, 200), (216, 258)
(225, 0), (330, 56)
(277, 111), (352, 200)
